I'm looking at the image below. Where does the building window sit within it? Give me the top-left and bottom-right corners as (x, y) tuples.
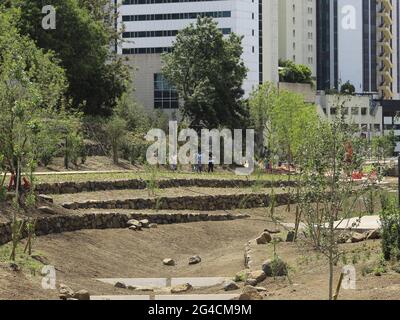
(122, 11), (231, 22)
(361, 108), (367, 116)
(154, 74), (178, 109)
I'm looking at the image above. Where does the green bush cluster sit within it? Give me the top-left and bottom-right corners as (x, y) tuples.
(380, 199), (400, 261)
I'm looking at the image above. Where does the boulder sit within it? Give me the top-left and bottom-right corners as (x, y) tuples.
(38, 206), (57, 215)
(171, 283), (192, 293)
(129, 225), (137, 231)
(366, 229), (381, 240)
(245, 278), (258, 286)
(59, 284), (74, 300)
(248, 270), (267, 283)
(224, 280), (240, 291)
(127, 219), (142, 230)
(73, 289), (90, 300)
(239, 286), (263, 300)
(188, 255), (201, 265)
(114, 281), (127, 289)
(140, 219), (150, 228)
(254, 287), (267, 292)
(256, 232), (272, 245)
(351, 232), (366, 243)
(286, 231), (295, 242)
(337, 232), (351, 244)
(262, 259), (288, 277)
(149, 223), (158, 228)
(163, 258), (175, 266)
(38, 194), (54, 203)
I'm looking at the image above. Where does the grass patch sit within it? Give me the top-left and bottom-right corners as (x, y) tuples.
(0, 243), (46, 275)
(35, 171), (289, 184)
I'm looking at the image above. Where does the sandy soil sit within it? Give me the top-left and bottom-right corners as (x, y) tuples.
(1, 207), (399, 300)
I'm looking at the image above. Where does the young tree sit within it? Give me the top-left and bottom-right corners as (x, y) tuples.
(248, 82), (278, 158)
(295, 96), (367, 300)
(0, 8), (68, 202)
(104, 116), (127, 165)
(162, 17), (248, 129)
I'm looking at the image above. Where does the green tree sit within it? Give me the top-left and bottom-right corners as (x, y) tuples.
(340, 81), (356, 95)
(8, 0), (130, 116)
(371, 131), (396, 160)
(249, 83), (319, 166)
(0, 8), (68, 201)
(104, 115), (127, 165)
(279, 59), (313, 84)
(248, 82), (278, 157)
(162, 17), (248, 129)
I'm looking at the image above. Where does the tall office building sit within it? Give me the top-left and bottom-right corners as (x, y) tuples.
(117, 0), (262, 112)
(316, 0), (400, 99)
(278, 0), (317, 75)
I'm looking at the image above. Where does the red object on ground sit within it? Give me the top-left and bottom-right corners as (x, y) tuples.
(7, 174), (15, 191)
(7, 174), (31, 191)
(352, 172), (363, 180)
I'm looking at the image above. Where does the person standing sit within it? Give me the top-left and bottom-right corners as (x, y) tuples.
(208, 152), (214, 173)
(197, 152), (203, 173)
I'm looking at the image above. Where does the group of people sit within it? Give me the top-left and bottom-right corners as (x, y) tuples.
(194, 151), (214, 173)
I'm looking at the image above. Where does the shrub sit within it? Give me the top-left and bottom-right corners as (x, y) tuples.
(380, 200), (400, 261)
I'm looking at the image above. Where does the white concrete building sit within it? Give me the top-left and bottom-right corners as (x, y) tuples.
(117, 0), (262, 111)
(316, 93), (383, 139)
(278, 0), (317, 75)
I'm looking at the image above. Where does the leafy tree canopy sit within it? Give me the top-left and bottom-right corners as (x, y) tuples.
(340, 81), (356, 95)
(6, 0), (130, 116)
(162, 17), (249, 129)
(279, 59), (313, 85)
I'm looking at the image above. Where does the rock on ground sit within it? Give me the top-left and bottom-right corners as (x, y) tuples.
(366, 229), (381, 240)
(256, 232), (272, 245)
(224, 280), (240, 291)
(171, 283), (193, 293)
(262, 259), (288, 277)
(239, 286), (263, 300)
(188, 255), (202, 265)
(59, 284), (74, 300)
(286, 231), (295, 242)
(163, 258), (175, 266)
(351, 232), (366, 243)
(248, 270), (267, 283)
(73, 289), (90, 300)
(114, 281), (127, 289)
(140, 219), (150, 228)
(127, 219), (142, 230)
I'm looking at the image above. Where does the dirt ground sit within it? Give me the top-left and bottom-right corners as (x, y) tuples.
(1, 207), (399, 300)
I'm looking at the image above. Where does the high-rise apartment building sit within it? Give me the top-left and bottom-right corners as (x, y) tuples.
(278, 0), (317, 75)
(316, 0), (400, 99)
(117, 0), (262, 111)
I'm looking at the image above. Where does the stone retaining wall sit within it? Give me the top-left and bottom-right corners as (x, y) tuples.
(62, 193), (292, 211)
(36, 179), (295, 195)
(0, 212), (249, 246)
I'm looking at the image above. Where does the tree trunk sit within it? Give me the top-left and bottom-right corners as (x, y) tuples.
(112, 143), (119, 165)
